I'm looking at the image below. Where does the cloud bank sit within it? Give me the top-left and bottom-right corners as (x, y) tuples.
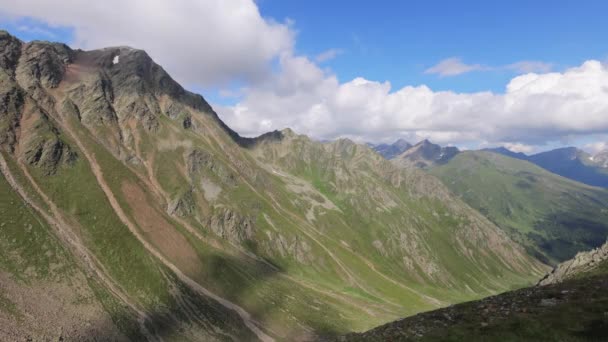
(218, 59), (608, 147)
(3, 0), (608, 149)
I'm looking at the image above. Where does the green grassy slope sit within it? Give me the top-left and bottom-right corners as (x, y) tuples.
(341, 244), (608, 342)
(338, 272), (608, 342)
(0, 31), (550, 340)
(430, 151), (608, 264)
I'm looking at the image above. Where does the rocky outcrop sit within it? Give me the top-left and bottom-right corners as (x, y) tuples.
(264, 231), (314, 265)
(539, 240), (608, 285)
(16, 40), (73, 90)
(186, 149), (236, 185)
(207, 208), (254, 244)
(334, 272), (608, 341)
(0, 33), (76, 174)
(0, 31), (22, 75)
(168, 188), (196, 217)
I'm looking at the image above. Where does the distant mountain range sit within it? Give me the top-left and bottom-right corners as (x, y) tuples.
(371, 139), (459, 169)
(371, 139), (412, 159)
(373, 139), (608, 188)
(488, 146), (608, 188)
(430, 151), (608, 264)
(375, 139), (608, 265)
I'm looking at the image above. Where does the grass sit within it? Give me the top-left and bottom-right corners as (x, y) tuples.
(0, 168), (72, 282)
(0, 288), (20, 318)
(431, 151), (608, 264)
(345, 270), (608, 342)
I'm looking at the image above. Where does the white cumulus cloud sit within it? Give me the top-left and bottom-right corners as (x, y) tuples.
(424, 57), (488, 77)
(218, 59), (608, 148)
(4, 1), (608, 150)
(584, 141), (608, 154)
(0, 0), (294, 86)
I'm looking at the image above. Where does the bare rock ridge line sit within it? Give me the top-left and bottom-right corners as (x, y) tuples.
(55, 109), (274, 342)
(539, 239), (608, 285)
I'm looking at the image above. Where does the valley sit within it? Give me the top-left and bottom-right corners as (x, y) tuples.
(0, 31), (550, 341)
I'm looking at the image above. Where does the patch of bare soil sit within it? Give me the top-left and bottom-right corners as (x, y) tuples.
(121, 181), (202, 277)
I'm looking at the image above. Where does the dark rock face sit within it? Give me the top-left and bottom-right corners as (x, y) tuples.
(0, 31), (22, 75)
(16, 41), (73, 90)
(0, 87), (24, 150)
(0, 32), (76, 174)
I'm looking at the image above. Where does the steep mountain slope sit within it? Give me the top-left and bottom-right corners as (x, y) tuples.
(540, 239), (608, 285)
(0, 31), (546, 340)
(392, 140), (459, 169)
(429, 151), (608, 264)
(524, 147), (608, 188)
(337, 266), (608, 341)
(372, 139), (412, 159)
(477, 146), (608, 188)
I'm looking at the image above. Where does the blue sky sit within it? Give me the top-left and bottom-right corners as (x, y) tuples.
(2, 0), (608, 153)
(258, 0), (608, 92)
(6, 1), (608, 94)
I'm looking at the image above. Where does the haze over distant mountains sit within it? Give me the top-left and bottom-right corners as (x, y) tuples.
(373, 139), (608, 189)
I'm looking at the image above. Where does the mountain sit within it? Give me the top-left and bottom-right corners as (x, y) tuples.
(0, 31), (546, 341)
(483, 147), (528, 160)
(540, 239), (608, 285)
(337, 248), (608, 342)
(371, 139), (412, 159)
(526, 147), (608, 188)
(429, 151), (608, 264)
(391, 139), (459, 169)
(591, 149), (608, 168)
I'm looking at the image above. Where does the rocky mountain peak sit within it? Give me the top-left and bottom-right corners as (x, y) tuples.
(0, 30), (22, 75)
(371, 138), (412, 159)
(392, 139), (459, 169)
(393, 138), (412, 149)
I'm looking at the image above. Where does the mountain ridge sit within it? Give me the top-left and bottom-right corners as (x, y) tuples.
(0, 31), (546, 341)
(429, 150), (608, 264)
(391, 139), (459, 169)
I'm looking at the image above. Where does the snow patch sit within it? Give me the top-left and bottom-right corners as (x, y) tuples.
(113, 55), (120, 64)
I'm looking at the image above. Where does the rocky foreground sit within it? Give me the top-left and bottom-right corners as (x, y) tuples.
(333, 273), (608, 341)
(334, 241), (608, 342)
(540, 240), (608, 285)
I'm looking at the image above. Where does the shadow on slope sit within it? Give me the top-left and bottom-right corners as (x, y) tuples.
(334, 274), (608, 342)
